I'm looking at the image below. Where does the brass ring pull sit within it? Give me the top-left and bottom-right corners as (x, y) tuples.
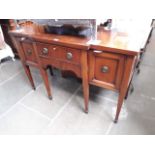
(42, 48), (48, 55)
(101, 66), (109, 73)
(27, 49), (32, 55)
(66, 52), (73, 60)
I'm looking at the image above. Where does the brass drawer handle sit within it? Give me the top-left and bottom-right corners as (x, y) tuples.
(27, 49), (32, 55)
(101, 66), (109, 73)
(53, 47), (56, 51)
(42, 48), (48, 55)
(66, 52), (73, 60)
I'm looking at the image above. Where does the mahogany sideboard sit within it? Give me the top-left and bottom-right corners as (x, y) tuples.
(9, 21), (151, 123)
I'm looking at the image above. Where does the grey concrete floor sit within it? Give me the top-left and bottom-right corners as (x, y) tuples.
(0, 30), (155, 135)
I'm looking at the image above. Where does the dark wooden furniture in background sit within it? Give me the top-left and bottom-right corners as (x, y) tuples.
(0, 26), (5, 49)
(0, 19), (18, 57)
(9, 20), (152, 123)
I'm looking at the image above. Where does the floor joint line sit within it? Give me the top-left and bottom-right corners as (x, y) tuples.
(42, 86), (81, 133)
(0, 69), (23, 86)
(20, 103), (51, 121)
(0, 83), (43, 120)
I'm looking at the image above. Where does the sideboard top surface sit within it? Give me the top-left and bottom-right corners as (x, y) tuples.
(9, 21), (152, 56)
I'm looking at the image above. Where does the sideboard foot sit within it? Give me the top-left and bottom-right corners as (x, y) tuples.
(48, 96), (53, 100)
(40, 68), (52, 100)
(113, 120), (118, 123)
(84, 109), (88, 114)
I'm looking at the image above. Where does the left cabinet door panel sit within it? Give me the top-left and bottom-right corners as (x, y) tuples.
(21, 41), (37, 63)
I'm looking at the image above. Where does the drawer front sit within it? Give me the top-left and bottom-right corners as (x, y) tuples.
(52, 46), (81, 65)
(21, 42), (37, 63)
(89, 51), (125, 90)
(36, 42), (51, 57)
(36, 43), (81, 65)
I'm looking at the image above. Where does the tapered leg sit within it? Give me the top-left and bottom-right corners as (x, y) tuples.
(14, 40), (35, 90)
(114, 57), (135, 123)
(40, 67), (52, 100)
(114, 93), (125, 123)
(82, 79), (89, 113)
(81, 51), (89, 113)
(23, 64), (35, 90)
(32, 43), (52, 99)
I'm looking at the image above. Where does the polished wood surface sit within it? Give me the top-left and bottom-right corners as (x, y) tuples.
(9, 21), (148, 55)
(89, 50), (125, 91)
(9, 21), (151, 122)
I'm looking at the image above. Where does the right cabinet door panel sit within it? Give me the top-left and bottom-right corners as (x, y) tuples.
(89, 50), (125, 90)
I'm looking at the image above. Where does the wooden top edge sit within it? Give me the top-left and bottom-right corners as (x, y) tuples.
(9, 27), (147, 56)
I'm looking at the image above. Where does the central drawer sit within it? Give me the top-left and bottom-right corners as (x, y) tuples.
(36, 42), (81, 65)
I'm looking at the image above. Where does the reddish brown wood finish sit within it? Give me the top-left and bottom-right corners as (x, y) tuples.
(33, 42), (52, 99)
(81, 50), (89, 113)
(89, 50), (125, 91)
(9, 22), (145, 122)
(114, 56), (136, 123)
(36, 42), (82, 64)
(23, 65), (36, 90)
(10, 35), (36, 90)
(21, 41), (37, 63)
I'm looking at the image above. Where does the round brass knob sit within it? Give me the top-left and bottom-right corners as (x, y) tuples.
(42, 48), (48, 55)
(66, 52), (73, 60)
(27, 49), (32, 55)
(101, 66), (109, 73)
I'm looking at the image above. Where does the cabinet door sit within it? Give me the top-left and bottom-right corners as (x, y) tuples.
(89, 50), (125, 91)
